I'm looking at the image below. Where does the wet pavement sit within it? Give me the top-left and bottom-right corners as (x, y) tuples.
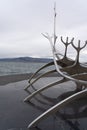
(0, 77), (87, 130)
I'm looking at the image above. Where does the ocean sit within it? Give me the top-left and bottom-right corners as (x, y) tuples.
(1, 60), (86, 76)
(0, 61), (46, 76)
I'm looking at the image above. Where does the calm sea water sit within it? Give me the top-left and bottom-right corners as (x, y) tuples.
(0, 61), (46, 76)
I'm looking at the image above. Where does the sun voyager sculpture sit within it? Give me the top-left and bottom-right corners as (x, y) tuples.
(24, 3), (87, 129)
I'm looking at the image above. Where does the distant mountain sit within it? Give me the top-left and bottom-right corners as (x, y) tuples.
(0, 57), (53, 63)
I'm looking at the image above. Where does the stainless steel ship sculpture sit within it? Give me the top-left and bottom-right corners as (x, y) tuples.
(24, 3), (87, 129)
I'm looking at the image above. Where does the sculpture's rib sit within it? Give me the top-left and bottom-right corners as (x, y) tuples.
(24, 77), (66, 102)
(28, 61), (54, 83)
(28, 89), (87, 128)
(24, 69), (56, 90)
(25, 58), (74, 90)
(28, 58), (72, 83)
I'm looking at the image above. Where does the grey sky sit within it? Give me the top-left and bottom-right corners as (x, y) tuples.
(0, 0), (87, 61)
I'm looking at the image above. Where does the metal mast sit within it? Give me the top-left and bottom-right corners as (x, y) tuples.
(54, 2), (57, 45)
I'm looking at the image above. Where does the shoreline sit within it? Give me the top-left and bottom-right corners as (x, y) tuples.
(0, 73), (32, 85)
(0, 72), (59, 85)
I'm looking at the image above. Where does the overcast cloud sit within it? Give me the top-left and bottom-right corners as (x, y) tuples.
(0, 0), (87, 61)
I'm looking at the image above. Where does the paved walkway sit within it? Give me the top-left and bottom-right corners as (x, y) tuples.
(0, 77), (87, 130)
